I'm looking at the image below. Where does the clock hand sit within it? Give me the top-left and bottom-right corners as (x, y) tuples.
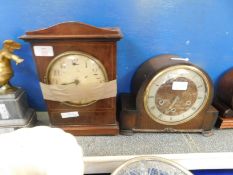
(165, 96), (180, 114)
(73, 79), (80, 85)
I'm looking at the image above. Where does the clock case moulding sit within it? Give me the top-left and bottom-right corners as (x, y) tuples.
(119, 54), (218, 136)
(20, 22), (122, 136)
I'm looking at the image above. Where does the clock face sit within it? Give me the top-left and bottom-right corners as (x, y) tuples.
(144, 65), (210, 125)
(46, 51), (108, 106)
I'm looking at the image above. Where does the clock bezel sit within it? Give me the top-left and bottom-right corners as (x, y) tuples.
(45, 51), (109, 107)
(143, 64), (212, 125)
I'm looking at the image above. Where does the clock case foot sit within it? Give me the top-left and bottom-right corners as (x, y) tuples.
(119, 93), (218, 135)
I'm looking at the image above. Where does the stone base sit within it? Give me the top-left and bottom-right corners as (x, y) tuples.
(0, 110), (37, 133)
(0, 88), (37, 133)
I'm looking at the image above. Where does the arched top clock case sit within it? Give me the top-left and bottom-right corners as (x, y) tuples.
(119, 54), (218, 135)
(20, 22), (122, 136)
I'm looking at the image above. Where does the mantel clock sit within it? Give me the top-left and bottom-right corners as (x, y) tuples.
(119, 54), (218, 135)
(20, 22), (122, 135)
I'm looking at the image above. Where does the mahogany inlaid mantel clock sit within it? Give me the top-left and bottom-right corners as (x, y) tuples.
(20, 22), (122, 135)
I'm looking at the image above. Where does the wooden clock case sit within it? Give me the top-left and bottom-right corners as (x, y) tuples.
(119, 55), (218, 136)
(20, 22), (122, 135)
(214, 68), (233, 128)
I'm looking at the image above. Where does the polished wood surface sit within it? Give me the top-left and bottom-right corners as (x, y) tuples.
(216, 68), (233, 108)
(20, 22), (122, 135)
(213, 68), (233, 128)
(20, 21), (122, 40)
(215, 117), (233, 129)
(120, 94), (218, 134)
(54, 124), (119, 136)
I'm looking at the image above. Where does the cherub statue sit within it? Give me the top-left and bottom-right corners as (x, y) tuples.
(0, 40), (24, 93)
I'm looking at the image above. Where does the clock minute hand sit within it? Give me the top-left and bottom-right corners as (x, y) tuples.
(165, 96), (180, 114)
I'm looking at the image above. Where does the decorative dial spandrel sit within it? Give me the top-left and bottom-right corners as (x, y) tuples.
(144, 65), (209, 125)
(46, 51), (108, 106)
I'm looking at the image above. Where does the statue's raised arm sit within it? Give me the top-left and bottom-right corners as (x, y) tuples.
(0, 40), (24, 93)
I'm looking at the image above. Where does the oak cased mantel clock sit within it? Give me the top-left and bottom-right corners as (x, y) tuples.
(20, 22), (122, 135)
(119, 54), (218, 136)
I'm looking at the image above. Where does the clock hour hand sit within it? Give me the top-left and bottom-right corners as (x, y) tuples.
(61, 79), (80, 85)
(165, 96), (180, 114)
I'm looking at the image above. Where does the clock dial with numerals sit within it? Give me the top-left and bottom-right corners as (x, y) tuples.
(144, 65), (209, 125)
(46, 51), (108, 106)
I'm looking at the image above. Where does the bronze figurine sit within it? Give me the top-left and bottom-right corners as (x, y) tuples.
(0, 40), (24, 93)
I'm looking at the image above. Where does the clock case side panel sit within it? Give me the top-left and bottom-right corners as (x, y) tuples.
(121, 54), (216, 133)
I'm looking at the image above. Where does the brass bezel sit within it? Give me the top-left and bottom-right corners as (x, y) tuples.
(143, 65), (211, 125)
(45, 51), (108, 107)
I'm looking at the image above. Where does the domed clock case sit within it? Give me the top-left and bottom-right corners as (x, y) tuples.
(119, 54), (218, 135)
